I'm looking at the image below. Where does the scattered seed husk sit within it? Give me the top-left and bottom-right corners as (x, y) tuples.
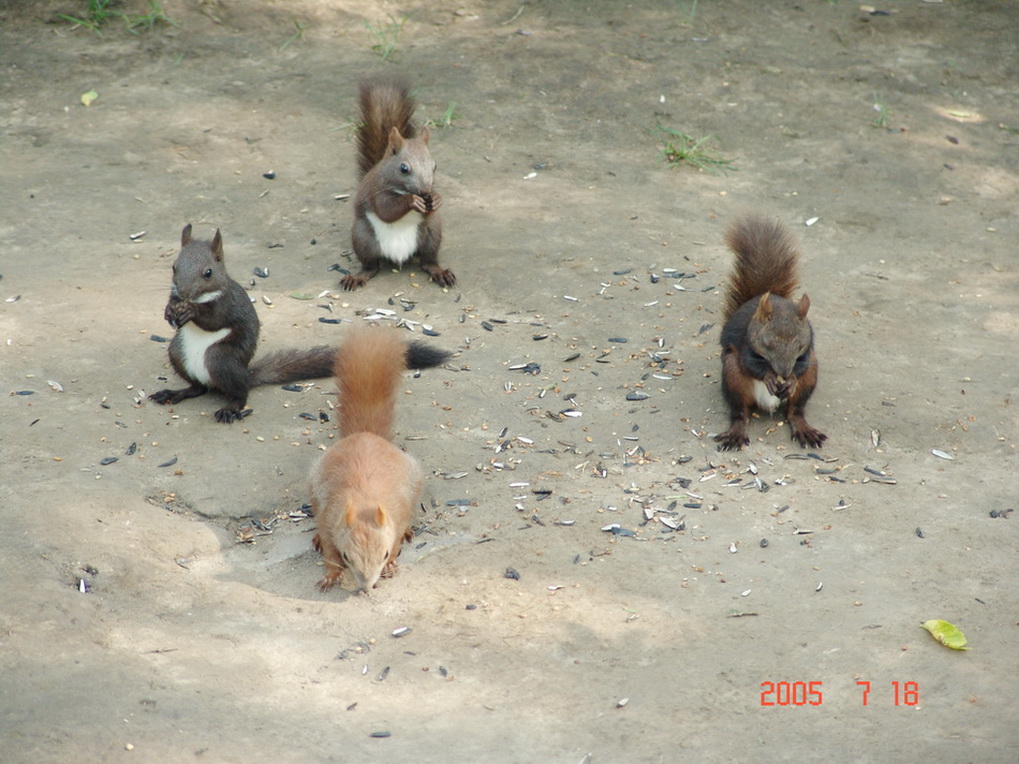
(99, 456), (118, 466)
(391, 626), (412, 638)
(626, 391), (649, 401)
(504, 567), (521, 580)
(158, 457), (178, 468)
(931, 449), (954, 460)
(375, 666), (390, 682)
(369, 731), (391, 739)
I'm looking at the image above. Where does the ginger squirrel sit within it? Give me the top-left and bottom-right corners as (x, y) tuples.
(149, 224), (337, 422)
(309, 327), (448, 593)
(341, 78), (454, 291)
(715, 215), (827, 450)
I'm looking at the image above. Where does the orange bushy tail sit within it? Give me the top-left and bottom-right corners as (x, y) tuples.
(334, 327), (409, 440)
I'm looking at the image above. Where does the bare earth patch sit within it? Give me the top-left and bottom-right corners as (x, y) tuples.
(1, 1), (1017, 761)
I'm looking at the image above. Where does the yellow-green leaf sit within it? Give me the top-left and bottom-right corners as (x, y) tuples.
(81, 89), (99, 107)
(922, 619), (970, 650)
(288, 292), (315, 300)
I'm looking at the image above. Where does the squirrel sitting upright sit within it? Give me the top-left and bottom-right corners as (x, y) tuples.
(341, 78), (454, 291)
(309, 327), (448, 593)
(149, 224), (336, 422)
(714, 215), (827, 450)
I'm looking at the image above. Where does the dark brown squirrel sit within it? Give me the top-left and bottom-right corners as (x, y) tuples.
(341, 78), (454, 291)
(149, 224), (337, 422)
(715, 215), (827, 451)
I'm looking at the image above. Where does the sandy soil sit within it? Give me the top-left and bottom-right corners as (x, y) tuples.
(2, 1), (1018, 761)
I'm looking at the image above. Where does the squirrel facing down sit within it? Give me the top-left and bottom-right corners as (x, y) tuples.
(715, 215), (827, 450)
(149, 224), (336, 422)
(309, 327), (448, 593)
(341, 78), (454, 291)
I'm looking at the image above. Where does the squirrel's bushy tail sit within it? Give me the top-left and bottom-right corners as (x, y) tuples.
(723, 215), (801, 320)
(357, 78), (417, 178)
(335, 328), (449, 440)
(250, 345), (337, 386)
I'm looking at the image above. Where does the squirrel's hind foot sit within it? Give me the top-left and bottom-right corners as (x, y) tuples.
(714, 429), (750, 451)
(214, 406), (252, 423)
(791, 422), (827, 449)
(424, 266), (456, 288)
(340, 272), (371, 291)
(150, 385), (206, 406)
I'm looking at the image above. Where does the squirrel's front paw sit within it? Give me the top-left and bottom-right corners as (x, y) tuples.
(165, 300), (193, 329)
(422, 191), (441, 212)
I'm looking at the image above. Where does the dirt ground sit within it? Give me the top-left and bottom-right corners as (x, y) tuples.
(2, 0), (1017, 761)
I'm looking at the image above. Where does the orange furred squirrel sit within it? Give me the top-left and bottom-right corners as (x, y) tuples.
(341, 78), (454, 291)
(309, 327), (447, 593)
(715, 215), (826, 450)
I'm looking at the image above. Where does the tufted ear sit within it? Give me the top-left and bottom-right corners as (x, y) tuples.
(797, 294), (810, 318)
(210, 229), (224, 262)
(345, 499), (356, 528)
(374, 505), (388, 528)
(753, 292), (773, 322)
(387, 126), (405, 155)
(181, 223), (192, 246)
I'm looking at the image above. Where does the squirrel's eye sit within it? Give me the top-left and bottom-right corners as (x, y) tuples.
(399, 162), (410, 174)
(797, 353), (809, 365)
(202, 268), (213, 278)
(341, 552), (351, 566)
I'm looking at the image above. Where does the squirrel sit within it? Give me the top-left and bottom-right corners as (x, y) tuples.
(341, 78), (455, 291)
(714, 215), (827, 451)
(149, 224), (337, 423)
(309, 326), (448, 593)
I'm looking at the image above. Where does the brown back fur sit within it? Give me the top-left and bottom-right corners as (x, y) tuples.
(357, 78), (417, 178)
(334, 327), (408, 440)
(723, 215), (801, 320)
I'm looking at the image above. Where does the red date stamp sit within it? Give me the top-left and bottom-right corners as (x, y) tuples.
(760, 680), (920, 706)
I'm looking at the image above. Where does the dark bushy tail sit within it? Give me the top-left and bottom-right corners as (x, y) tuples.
(357, 78), (417, 178)
(723, 215), (801, 320)
(250, 345), (337, 386)
(407, 340), (450, 370)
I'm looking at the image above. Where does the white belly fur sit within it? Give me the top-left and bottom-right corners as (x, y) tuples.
(178, 322), (230, 385)
(367, 210), (423, 265)
(753, 380), (782, 413)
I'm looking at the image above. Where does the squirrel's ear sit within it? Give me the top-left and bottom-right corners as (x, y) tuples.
(420, 125), (431, 146)
(797, 294), (810, 318)
(374, 505), (388, 528)
(387, 126), (405, 155)
(181, 224), (192, 246)
(754, 292), (773, 321)
(210, 229), (224, 261)
(345, 500), (356, 528)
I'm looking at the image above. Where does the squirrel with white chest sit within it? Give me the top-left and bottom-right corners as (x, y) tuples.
(309, 327), (448, 593)
(149, 224), (337, 422)
(341, 78), (454, 291)
(715, 215), (827, 450)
